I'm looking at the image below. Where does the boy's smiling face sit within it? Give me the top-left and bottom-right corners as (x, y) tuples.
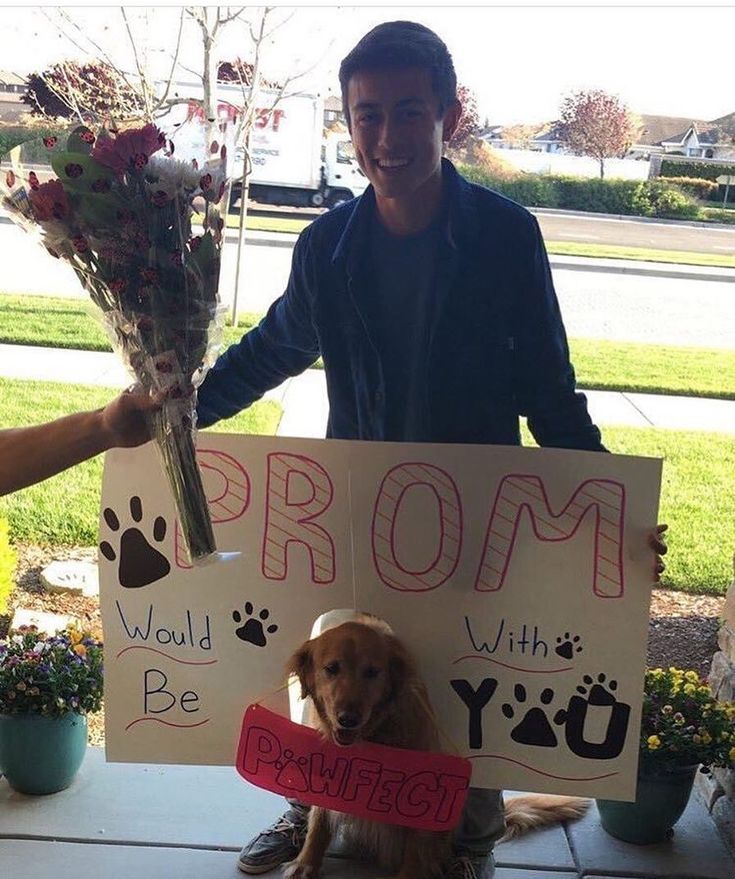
(346, 66), (460, 209)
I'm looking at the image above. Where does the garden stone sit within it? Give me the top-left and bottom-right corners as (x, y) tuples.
(9, 608), (78, 635)
(40, 560), (99, 597)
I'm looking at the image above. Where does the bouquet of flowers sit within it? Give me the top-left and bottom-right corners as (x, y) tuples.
(0, 625), (103, 718)
(640, 667), (735, 773)
(0, 122), (230, 561)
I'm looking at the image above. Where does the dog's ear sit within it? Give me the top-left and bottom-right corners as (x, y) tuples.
(386, 635), (415, 700)
(285, 639), (315, 700)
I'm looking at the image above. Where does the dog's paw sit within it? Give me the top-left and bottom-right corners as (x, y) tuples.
(283, 861), (318, 879)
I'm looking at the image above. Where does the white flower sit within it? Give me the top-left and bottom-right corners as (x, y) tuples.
(146, 156), (201, 192)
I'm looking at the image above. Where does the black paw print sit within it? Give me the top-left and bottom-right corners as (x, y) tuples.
(233, 602), (278, 647)
(99, 496), (170, 589)
(502, 683), (558, 748)
(555, 632), (583, 660)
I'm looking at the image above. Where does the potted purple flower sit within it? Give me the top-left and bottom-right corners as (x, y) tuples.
(0, 624), (103, 794)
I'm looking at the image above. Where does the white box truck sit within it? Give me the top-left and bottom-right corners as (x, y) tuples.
(162, 84), (368, 209)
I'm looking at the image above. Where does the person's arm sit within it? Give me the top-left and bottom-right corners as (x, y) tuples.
(512, 216), (605, 451)
(0, 386), (159, 495)
(197, 228), (321, 428)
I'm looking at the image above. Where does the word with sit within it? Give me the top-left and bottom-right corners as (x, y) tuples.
(237, 705), (471, 831)
(451, 674), (631, 759)
(116, 601), (212, 651)
(465, 616), (549, 659)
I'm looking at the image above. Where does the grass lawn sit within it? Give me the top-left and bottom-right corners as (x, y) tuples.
(569, 338), (735, 400)
(2, 294), (734, 400)
(0, 294), (259, 352)
(521, 423), (735, 596)
(0, 377), (282, 546)
(546, 240), (735, 268)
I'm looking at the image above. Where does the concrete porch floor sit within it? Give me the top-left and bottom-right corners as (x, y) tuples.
(1, 748), (733, 878)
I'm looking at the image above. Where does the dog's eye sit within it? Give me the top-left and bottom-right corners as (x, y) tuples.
(324, 662), (340, 677)
(364, 666), (380, 679)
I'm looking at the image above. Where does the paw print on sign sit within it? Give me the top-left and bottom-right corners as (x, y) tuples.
(555, 632), (583, 660)
(99, 496), (170, 589)
(502, 683), (558, 748)
(233, 602), (278, 647)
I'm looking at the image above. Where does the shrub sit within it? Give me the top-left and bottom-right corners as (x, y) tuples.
(663, 176), (719, 201)
(660, 159), (735, 182)
(637, 180), (700, 219)
(0, 517), (16, 616)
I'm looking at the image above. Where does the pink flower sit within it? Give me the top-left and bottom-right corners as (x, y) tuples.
(91, 124), (166, 176)
(29, 179), (70, 222)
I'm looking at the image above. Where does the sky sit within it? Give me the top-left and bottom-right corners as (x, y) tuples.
(1, 4), (733, 126)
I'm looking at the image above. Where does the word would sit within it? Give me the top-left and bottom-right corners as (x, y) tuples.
(116, 601), (212, 650)
(237, 705), (471, 831)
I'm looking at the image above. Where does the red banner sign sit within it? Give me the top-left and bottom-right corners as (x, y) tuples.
(236, 705), (471, 831)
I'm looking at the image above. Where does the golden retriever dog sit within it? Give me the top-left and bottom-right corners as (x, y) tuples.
(283, 612), (589, 879)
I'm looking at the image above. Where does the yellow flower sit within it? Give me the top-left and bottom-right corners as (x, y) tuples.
(73, 643), (87, 657)
(693, 734), (702, 745)
(683, 683), (697, 696)
(729, 747), (735, 764)
(685, 671), (700, 683)
(647, 735), (661, 750)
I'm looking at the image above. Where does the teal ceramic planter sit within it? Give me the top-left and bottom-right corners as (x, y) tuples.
(0, 712), (87, 795)
(596, 763), (698, 844)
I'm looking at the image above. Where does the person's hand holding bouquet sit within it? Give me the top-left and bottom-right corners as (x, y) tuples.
(1, 122), (231, 561)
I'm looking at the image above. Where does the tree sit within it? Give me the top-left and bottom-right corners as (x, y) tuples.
(22, 60), (146, 123)
(449, 84), (481, 149)
(558, 89), (636, 179)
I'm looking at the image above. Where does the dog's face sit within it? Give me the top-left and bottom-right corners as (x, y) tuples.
(286, 621), (410, 746)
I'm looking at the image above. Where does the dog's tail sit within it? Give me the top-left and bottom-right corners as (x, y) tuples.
(501, 794), (590, 842)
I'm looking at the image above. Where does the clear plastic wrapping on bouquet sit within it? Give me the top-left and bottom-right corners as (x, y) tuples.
(0, 121), (232, 562)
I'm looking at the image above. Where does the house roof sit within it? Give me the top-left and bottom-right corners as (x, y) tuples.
(0, 70), (25, 87)
(533, 123), (565, 143)
(635, 114), (735, 147)
(324, 95), (343, 112)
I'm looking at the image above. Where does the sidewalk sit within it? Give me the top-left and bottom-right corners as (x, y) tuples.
(1, 748), (733, 878)
(1, 342), (734, 437)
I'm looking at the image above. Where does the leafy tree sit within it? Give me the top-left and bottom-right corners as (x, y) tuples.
(22, 60), (146, 122)
(449, 84), (481, 149)
(558, 89), (637, 179)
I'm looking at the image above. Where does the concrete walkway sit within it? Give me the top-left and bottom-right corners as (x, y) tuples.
(1, 748), (733, 878)
(1, 342), (734, 438)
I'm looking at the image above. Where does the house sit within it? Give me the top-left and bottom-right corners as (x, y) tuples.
(0, 70), (27, 124)
(629, 113), (735, 160)
(531, 123), (566, 153)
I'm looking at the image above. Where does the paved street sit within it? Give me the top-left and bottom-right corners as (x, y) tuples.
(3, 221), (732, 351)
(534, 210), (735, 254)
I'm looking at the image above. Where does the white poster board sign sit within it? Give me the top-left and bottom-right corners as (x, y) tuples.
(99, 435), (661, 800)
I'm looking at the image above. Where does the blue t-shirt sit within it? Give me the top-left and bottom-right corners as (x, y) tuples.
(368, 211), (443, 442)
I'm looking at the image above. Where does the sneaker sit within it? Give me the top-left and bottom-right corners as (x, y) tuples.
(237, 809), (309, 874)
(445, 852), (495, 879)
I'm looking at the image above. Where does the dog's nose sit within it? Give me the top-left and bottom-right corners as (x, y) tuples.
(337, 710), (361, 729)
